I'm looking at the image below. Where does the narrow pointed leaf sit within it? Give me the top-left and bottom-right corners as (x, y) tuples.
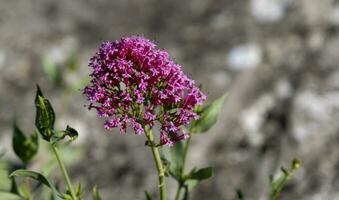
(144, 190), (152, 200)
(0, 192), (22, 200)
(9, 170), (62, 200)
(35, 85), (55, 141)
(92, 185), (102, 200)
(270, 159), (301, 200)
(12, 123), (38, 165)
(190, 93), (227, 133)
(186, 167), (213, 181)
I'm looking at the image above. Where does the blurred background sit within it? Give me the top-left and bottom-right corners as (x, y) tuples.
(1, 0), (339, 199)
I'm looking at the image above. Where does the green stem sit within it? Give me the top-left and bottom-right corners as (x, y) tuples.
(51, 145), (77, 200)
(144, 127), (166, 200)
(174, 184), (183, 200)
(175, 134), (192, 200)
(181, 135), (192, 174)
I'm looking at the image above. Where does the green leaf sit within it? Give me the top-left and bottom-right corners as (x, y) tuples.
(12, 123), (39, 165)
(35, 85), (56, 141)
(51, 126), (79, 144)
(161, 141), (185, 180)
(67, 53), (78, 71)
(186, 167), (213, 181)
(144, 190), (152, 200)
(42, 56), (62, 86)
(236, 189), (245, 200)
(190, 93), (227, 133)
(19, 182), (33, 200)
(64, 126), (78, 141)
(9, 170), (62, 200)
(0, 192), (22, 200)
(0, 169), (12, 191)
(92, 185), (102, 200)
(270, 159), (301, 200)
(75, 183), (83, 199)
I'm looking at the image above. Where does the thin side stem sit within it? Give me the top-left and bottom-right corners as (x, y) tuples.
(174, 183), (183, 200)
(51, 145), (77, 200)
(175, 134), (192, 200)
(181, 135), (192, 174)
(144, 127), (166, 200)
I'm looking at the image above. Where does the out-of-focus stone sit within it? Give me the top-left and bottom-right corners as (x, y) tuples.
(250, 0), (286, 23)
(227, 43), (262, 71)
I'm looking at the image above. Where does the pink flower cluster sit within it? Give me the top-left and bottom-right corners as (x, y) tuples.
(84, 36), (206, 146)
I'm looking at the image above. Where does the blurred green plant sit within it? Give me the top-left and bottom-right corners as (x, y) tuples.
(42, 53), (89, 91)
(236, 158), (302, 200)
(0, 85), (302, 200)
(161, 93), (226, 200)
(0, 86), (100, 200)
(269, 158), (301, 200)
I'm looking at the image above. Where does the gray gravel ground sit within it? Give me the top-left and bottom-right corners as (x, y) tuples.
(1, 0), (339, 199)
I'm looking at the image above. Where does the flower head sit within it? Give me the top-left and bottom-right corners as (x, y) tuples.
(83, 36), (206, 146)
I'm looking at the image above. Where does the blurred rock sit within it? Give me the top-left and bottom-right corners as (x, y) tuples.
(227, 43), (262, 71)
(250, 0), (287, 23)
(1, 0), (339, 200)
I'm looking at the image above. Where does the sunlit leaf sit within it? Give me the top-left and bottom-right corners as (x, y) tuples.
(35, 85), (55, 141)
(12, 123), (38, 165)
(0, 192), (21, 200)
(92, 185), (102, 200)
(190, 93), (227, 133)
(9, 170), (62, 200)
(0, 169), (11, 191)
(75, 183), (83, 199)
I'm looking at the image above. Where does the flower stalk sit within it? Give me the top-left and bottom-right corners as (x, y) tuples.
(174, 132), (192, 200)
(144, 126), (166, 200)
(51, 145), (77, 200)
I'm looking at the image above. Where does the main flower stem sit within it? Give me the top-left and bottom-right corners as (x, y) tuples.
(51, 145), (77, 200)
(174, 133), (192, 200)
(144, 127), (166, 200)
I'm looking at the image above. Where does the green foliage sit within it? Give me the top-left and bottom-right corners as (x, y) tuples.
(0, 191), (22, 200)
(0, 169), (12, 192)
(270, 158), (301, 200)
(186, 167), (213, 181)
(35, 85), (56, 141)
(42, 55), (62, 86)
(162, 141), (185, 180)
(144, 190), (152, 200)
(161, 93), (227, 200)
(67, 53), (79, 72)
(92, 186), (102, 200)
(12, 123), (39, 165)
(190, 93), (227, 133)
(51, 126), (79, 145)
(9, 170), (62, 200)
(63, 184), (83, 200)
